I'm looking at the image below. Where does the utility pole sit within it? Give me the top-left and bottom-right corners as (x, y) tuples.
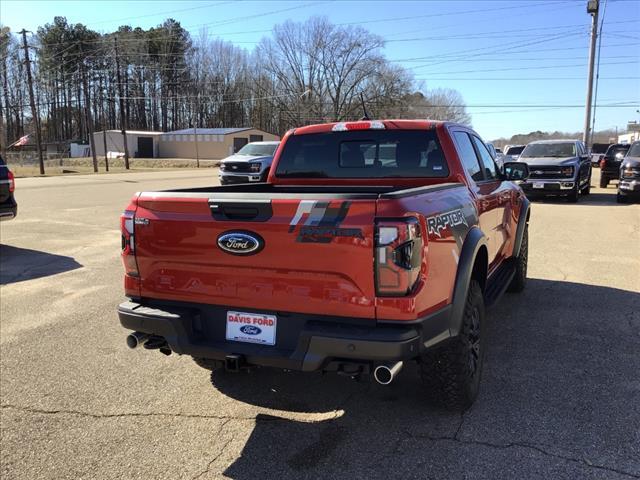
(102, 129), (109, 171)
(583, 0), (599, 147)
(114, 36), (130, 169)
(20, 29), (44, 175)
(194, 94), (200, 168)
(80, 44), (98, 172)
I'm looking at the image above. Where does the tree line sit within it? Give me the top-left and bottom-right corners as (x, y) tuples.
(491, 128), (621, 149)
(0, 16), (471, 154)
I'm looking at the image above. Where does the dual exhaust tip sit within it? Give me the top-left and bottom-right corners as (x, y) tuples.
(126, 331), (149, 349)
(126, 332), (170, 355)
(373, 361), (403, 385)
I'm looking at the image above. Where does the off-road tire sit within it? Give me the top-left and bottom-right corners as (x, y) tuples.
(193, 357), (223, 371)
(599, 176), (608, 188)
(419, 280), (485, 411)
(508, 225), (528, 292)
(567, 185), (579, 202)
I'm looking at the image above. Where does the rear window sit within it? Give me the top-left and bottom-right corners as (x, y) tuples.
(591, 143), (610, 154)
(236, 143), (279, 156)
(505, 146), (525, 155)
(606, 145), (630, 158)
(627, 142), (640, 157)
(521, 142), (576, 158)
(275, 130), (448, 178)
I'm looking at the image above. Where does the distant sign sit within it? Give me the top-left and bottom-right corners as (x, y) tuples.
(628, 122), (640, 132)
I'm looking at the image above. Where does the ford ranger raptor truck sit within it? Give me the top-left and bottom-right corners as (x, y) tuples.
(118, 120), (531, 410)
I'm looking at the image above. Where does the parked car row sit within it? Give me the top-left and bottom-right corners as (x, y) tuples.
(0, 155), (17, 221)
(617, 141), (640, 203)
(599, 143), (630, 188)
(488, 139), (639, 204)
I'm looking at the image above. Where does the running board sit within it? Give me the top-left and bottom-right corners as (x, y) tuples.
(484, 258), (516, 308)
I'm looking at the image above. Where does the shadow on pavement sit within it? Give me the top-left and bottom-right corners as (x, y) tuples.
(0, 244), (82, 285)
(208, 278), (640, 479)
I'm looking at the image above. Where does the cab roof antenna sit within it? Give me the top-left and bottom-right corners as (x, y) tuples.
(359, 93), (370, 121)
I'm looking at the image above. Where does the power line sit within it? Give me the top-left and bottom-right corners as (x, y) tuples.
(416, 77), (639, 81)
(416, 60), (636, 76)
(23, 0), (574, 49)
(84, 1), (235, 26)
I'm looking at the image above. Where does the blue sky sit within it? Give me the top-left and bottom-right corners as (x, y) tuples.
(1, 0), (639, 140)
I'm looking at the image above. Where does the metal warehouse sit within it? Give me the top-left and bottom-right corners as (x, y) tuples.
(158, 128), (279, 159)
(92, 130), (163, 158)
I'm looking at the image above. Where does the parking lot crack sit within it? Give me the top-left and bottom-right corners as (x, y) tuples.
(190, 419), (234, 480)
(407, 432), (639, 478)
(0, 404), (265, 422)
(453, 411), (466, 440)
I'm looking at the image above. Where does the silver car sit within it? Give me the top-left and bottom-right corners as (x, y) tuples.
(219, 141), (280, 185)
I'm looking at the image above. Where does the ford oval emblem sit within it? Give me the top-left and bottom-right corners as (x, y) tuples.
(240, 325), (262, 335)
(217, 231), (264, 255)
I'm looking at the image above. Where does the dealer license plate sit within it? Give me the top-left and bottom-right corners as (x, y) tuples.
(226, 311), (277, 345)
(533, 182), (545, 189)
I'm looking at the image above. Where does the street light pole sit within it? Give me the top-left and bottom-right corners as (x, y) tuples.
(583, 0), (599, 147)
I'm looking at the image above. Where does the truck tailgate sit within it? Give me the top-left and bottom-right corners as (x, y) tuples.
(134, 192), (377, 319)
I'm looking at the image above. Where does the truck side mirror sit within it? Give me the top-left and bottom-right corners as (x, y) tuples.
(503, 162), (529, 181)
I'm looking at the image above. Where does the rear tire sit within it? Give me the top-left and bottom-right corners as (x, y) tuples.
(599, 176), (608, 188)
(419, 281), (485, 411)
(508, 225), (528, 293)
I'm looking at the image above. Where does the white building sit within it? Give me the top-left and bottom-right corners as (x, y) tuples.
(92, 130), (164, 158)
(618, 132), (639, 144)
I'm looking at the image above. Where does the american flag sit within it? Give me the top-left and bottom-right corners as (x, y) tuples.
(14, 134), (30, 146)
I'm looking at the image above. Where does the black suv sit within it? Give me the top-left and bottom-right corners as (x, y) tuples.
(0, 156), (17, 221)
(617, 141), (640, 203)
(599, 144), (630, 188)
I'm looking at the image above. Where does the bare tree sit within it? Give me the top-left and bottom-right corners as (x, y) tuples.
(404, 89), (472, 125)
(1, 15), (473, 149)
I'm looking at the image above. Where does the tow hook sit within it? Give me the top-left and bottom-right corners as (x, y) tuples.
(225, 354), (243, 373)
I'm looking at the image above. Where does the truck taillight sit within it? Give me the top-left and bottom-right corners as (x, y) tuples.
(120, 210), (138, 276)
(375, 218), (423, 296)
(599, 159), (606, 169)
(8, 170), (15, 193)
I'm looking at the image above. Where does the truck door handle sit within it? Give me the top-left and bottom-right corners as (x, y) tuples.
(209, 200), (273, 222)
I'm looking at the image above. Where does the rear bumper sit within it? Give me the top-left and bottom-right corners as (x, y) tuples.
(0, 198), (17, 221)
(600, 167), (620, 178)
(520, 179), (575, 195)
(118, 300), (452, 372)
(219, 172), (264, 184)
(618, 179), (640, 194)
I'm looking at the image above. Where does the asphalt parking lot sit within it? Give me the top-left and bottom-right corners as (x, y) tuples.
(1, 168), (639, 479)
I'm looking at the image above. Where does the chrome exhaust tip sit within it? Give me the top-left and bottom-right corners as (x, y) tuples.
(373, 361), (403, 385)
(126, 332), (149, 349)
